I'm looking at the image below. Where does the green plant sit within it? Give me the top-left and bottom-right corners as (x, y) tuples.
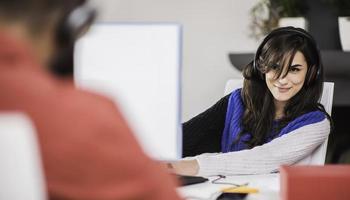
(250, 0), (278, 40)
(250, 0), (350, 39)
(326, 0), (350, 16)
(250, 0), (308, 39)
(272, 0), (308, 17)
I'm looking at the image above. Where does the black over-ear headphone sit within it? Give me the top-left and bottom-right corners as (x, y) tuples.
(56, 3), (96, 46)
(253, 26), (321, 83)
(50, 2), (96, 76)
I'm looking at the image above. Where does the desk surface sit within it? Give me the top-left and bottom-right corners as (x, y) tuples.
(177, 173), (280, 200)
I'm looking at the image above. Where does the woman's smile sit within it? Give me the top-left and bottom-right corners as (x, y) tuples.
(275, 85), (292, 93)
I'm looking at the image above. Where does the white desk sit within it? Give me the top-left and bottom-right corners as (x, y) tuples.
(177, 173), (280, 200)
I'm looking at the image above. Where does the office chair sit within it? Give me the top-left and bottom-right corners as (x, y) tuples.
(224, 79), (334, 165)
(0, 113), (47, 200)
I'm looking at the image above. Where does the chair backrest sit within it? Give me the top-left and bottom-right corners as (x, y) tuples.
(0, 113), (47, 200)
(224, 79), (334, 165)
(224, 79), (244, 95)
(307, 82), (333, 165)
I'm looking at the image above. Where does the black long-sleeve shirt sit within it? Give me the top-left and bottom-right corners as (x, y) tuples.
(182, 94), (230, 157)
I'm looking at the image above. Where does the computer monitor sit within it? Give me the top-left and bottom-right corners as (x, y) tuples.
(74, 23), (182, 160)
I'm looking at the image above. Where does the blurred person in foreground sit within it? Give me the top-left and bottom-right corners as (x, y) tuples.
(0, 0), (182, 199)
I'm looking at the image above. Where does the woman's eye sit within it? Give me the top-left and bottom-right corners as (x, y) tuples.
(271, 64), (279, 69)
(290, 68), (300, 72)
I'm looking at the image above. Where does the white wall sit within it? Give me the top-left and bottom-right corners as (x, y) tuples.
(89, 0), (260, 121)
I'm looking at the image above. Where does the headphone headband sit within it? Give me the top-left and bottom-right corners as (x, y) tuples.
(253, 26), (321, 83)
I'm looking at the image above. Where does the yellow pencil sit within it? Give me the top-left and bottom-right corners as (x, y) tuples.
(221, 186), (259, 194)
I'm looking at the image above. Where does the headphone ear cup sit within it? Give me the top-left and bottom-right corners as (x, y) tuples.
(55, 4), (96, 47)
(307, 65), (321, 85)
(56, 15), (72, 47)
(51, 5), (96, 76)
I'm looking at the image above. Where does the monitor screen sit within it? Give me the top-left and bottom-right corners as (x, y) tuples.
(74, 23), (182, 160)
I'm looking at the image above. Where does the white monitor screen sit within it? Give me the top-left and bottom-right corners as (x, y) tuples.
(74, 23), (182, 160)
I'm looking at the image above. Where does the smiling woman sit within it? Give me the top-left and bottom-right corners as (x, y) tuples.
(170, 27), (333, 176)
(265, 51), (308, 119)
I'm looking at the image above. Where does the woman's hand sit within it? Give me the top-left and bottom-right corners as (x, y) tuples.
(168, 160), (199, 176)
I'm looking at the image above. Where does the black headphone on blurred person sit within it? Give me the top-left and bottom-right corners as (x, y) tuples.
(50, 2), (96, 76)
(252, 26), (322, 84)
